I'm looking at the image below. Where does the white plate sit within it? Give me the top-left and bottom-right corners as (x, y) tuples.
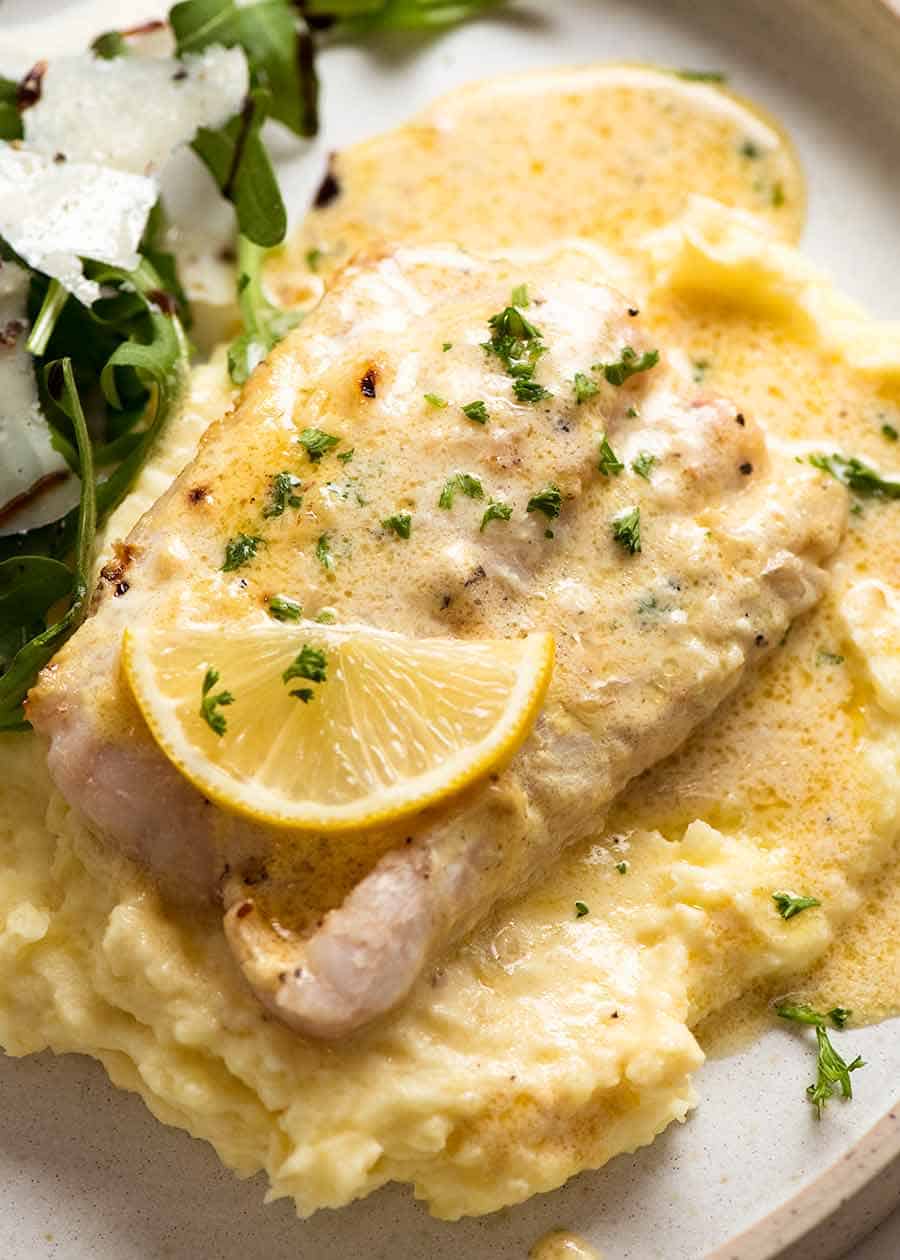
(1, 2), (899, 1257)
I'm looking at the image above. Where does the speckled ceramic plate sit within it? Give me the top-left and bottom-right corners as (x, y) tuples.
(1, 1), (899, 1257)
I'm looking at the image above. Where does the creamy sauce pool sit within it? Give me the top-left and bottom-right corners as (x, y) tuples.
(0, 62), (898, 1223)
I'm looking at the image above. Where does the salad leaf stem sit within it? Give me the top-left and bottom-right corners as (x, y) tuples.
(26, 279), (68, 357)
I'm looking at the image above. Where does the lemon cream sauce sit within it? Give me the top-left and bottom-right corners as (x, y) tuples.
(0, 65), (898, 1220)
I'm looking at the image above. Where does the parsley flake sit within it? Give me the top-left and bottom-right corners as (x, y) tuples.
(597, 434), (624, 477)
(597, 346), (660, 387)
(676, 69), (727, 83)
(816, 650), (844, 667)
(611, 506), (641, 554)
(200, 667), (234, 736)
(337, 448), (354, 464)
(316, 532), (334, 570)
(510, 283), (530, 307)
(263, 471), (302, 518)
(382, 512), (412, 539)
(480, 500), (512, 530)
(615, 860), (629, 874)
(772, 890), (821, 920)
(222, 533), (264, 572)
(424, 393), (448, 409)
(462, 400), (489, 424)
(575, 901), (590, 918)
(298, 427), (340, 462)
(442, 341), (453, 352)
(574, 371), (599, 404)
(809, 453), (900, 499)
(526, 484), (562, 520)
(268, 595), (302, 622)
(882, 423), (898, 442)
(439, 473), (484, 510)
(282, 644), (328, 702)
(776, 1001), (864, 1118)
(632, 452), (657, 481)
(513, 377), (551, 403)
(305, 248), (323, 272)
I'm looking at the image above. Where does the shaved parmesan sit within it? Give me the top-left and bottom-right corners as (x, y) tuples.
(24, 48), (249, 177)
(0, 147), (155, 304)
(0, 260), (70, 518)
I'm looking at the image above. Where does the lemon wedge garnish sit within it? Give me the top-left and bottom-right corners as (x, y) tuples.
(122, 619), (554, 832)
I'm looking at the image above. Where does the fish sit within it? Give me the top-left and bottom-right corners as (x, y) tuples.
(28, 242), (847, 1038)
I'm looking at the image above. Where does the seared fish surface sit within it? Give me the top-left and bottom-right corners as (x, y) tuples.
(29, 244), (846, 1037)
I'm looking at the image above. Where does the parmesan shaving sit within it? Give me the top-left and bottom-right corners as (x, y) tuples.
(23, 47), (248, 176)
(0, 259), (69, 517)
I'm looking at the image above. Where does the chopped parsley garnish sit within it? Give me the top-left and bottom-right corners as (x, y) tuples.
(772, 180), (785, 207)
(200, 667), (234, 736)
(632, 451), (656, 481)
(305, 248), (322, 272)
(424, 392), (448, 408)
(597, 434), (624, 477)
(462, 400), (489, 424)
(526, 484), (562, 520)
(776, 1001), (864, 1117)
(382, 511), (412, 539)
(315, 532), (334, 570)
(676, 69), (727, 83)
(268, 595), (302, 622)
(298, 427), (340, 462)
(692, 358), (710, 383)
(611, 506), (641, 554)
(439, 473), (484, 510)
(442, 341), (453, 352)
(337, 448), (354, 464)
(809, 453), (900, 499)
(513, 377), (551, 403)
(575, 901), (590, 918)
(510, 283), (530, 307)
(816, 649), (844, 667)
(282, 643), (327, 703)
(626, 405), (639, 418)
(314, 607), (336, 624)
(263, 470), (302, 518)
(615, 860), (629, 874)
(882, 423), (898, 442)
(740, 139), (762, 159)
(483, 302), (549, 401)
(480, 500), (513, 530)
(574, 371), (599, 404)
(772, 890), (821, 920)
(222, 532), (264, 572)
(597, 346), (660, 387)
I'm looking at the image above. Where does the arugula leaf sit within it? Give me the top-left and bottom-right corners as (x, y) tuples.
(0, 361), (95, 730)
(229, 236), (302, 383)
(191, 89), (286, 248)
(0, 557), (72, 670)
(0, 76), (23, 141)
(171, 0), (318, 138)
(302, 0), (503, 32)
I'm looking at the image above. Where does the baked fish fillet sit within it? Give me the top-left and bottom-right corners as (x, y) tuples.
(29, 243), (847, 1038)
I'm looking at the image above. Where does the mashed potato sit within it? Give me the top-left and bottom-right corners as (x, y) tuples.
(0, 69), (898, 1221)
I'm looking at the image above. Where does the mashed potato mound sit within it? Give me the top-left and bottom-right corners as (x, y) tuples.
(0, 202), (898, 1220)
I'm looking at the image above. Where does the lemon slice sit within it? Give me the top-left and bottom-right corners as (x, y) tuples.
(122, 619), (554, 832)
